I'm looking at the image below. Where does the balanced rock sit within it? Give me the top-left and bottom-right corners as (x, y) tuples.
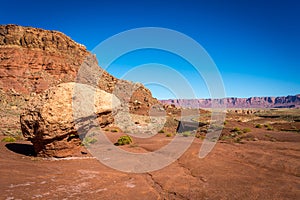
(20, 82), (120, 157)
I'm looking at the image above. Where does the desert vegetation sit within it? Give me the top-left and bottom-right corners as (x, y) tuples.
(114, 135), (133, 146)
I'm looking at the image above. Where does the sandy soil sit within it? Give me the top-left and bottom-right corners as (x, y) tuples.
(1, 128), (299, 200)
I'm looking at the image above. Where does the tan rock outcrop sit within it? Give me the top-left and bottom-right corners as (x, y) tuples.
(20, 82), (120, 157)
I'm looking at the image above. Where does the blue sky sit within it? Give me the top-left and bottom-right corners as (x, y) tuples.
(1, 0), (299, 99)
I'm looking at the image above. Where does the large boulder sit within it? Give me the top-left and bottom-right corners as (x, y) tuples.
(20, 82), (120, 157)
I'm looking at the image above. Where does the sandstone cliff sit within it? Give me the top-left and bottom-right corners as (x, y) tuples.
(0, 24), (88, 94)
(0, 24), (159, 137)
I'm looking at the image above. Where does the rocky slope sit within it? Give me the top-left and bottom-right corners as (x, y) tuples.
(160, 94), (300, 109)
(0, 24), (159, 137)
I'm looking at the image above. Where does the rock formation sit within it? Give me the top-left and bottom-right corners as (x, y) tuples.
(20, 82), (120, 157)
(0, 24), (88, 94)
(0, 24), (160, 157)
(0, 24), (158, 113)
(160, 94), (300, 109)
(0, 24), (158, 131)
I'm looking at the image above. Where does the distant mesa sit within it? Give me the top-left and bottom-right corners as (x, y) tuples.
(160, 94), (300, 109)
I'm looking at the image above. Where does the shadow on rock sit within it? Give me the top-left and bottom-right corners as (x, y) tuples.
(5, 143), (36, 156)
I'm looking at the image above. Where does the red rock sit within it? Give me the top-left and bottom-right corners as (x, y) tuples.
(0, 24), (160, 157)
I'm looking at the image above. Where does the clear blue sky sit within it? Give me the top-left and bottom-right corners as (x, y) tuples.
(1, 0), (299, 99)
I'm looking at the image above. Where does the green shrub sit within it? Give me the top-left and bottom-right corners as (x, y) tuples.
(231, 127), (241, 132)
(67, 133), (78, 141)
(196, 135), (205, 140)
(208, 136), (219, 142)
(158, 130), (165, 133)
(234, 137), (242, 143)
(265, 124), (273, 130)
(182, 131), (191, 137)
(104, 128), (109, 131)
(255, 124), (262, 128)
(115, 135), (132, 146)
(210, 123), (224, 131)
(230, 130), (243, 137)
(220, 135), (230, 140)
(230, 132), (238, 137)
(242, 128), (251, 133)
(111, 129), (118, 132)
(82, 137), (97, 146)
(165, 133), (172, 137)
(1, 136), (16, 142)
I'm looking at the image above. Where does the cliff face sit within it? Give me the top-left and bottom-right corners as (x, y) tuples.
(0, 24), (159, 135)
(160, 94), (300, 109)
(0, 24), (88, 94)
(0, 24), (158, 105)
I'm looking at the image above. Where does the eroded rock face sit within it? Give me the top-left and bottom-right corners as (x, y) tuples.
(0, 24), (88, 94)
(20, 82), (120, 157)
(0, 25), (160, 136)
(0, 25), (159, 113)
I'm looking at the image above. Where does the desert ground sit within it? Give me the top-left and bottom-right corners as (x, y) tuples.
(1, 108), (300, 200)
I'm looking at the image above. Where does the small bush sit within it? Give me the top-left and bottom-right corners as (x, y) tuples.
(210, 123), (224, 131)
(1, 136), (16, 142)
(67, 133), (78, 141)
(230, 133), (238, 137)
(265, 124), (273, 130)
(82, 137), (97, 146)
(165, 133), (172, 137)
(234, 137), (242, 143)
(196, 135), (205, 140)
(255, 124), (262, 128)
(223, 121), (227, 125)
(231, 127), (241, 132)
(208, 136), (218, 142)
(104, 128), (109, 131)
(111, 129), (118, 132)
(220, 135), (230, 140)
(158, 130), (165, 133)
(182, 131), (191, 137)
(115, 135), (132, 146)
(242, 128), (251, 133)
